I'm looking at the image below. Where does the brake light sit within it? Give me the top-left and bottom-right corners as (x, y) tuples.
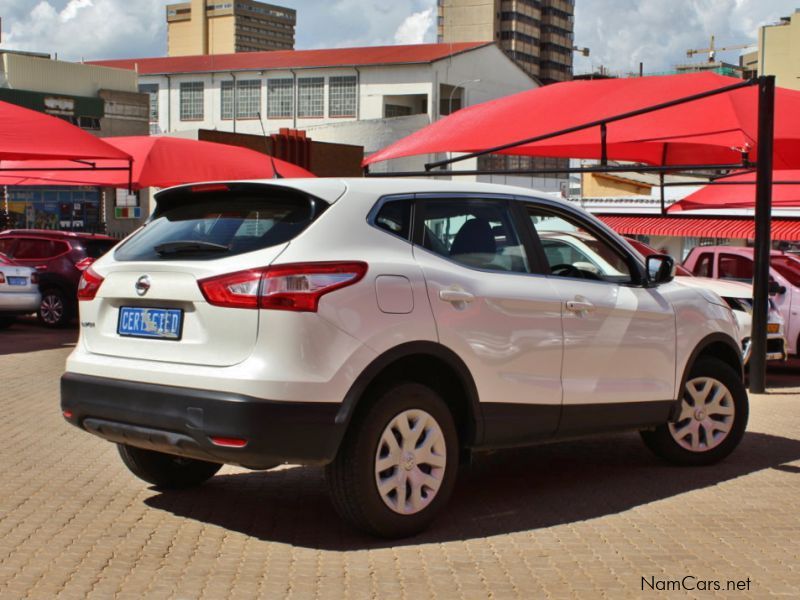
(74, 257), (95, 271)
(198, 262), (367, 312)
(0, 273), (4, 284)
(191, 183), (230, 193)
(77, 266), (104, 301)
(30, 272), (39, 284)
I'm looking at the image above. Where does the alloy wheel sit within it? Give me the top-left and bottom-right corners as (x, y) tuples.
(669, 376), (735, 452)
(374, 409), (447, 515)
(40, 294), (64, 325)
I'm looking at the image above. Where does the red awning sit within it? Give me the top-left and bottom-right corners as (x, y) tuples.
(598, 215), (800, 242)
(0, 136), (314, 190)
(364, 72), (800, 169)
(669, 169), (800, 212)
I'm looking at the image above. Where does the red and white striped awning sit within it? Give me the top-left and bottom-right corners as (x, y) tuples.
(598, 215), (800, 242)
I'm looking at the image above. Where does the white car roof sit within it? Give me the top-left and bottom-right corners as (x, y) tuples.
(159, 177), (561, 207)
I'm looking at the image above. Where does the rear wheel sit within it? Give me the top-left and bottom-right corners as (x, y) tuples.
(117, 444), (222, 489)
(641, 357), (748, 465)
(326, 382), (459, 538)
(38, 288), (71, 328)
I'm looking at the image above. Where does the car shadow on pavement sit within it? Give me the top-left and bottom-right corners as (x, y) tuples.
(0, 317), (77, 355)
(144, 430), (800, 550)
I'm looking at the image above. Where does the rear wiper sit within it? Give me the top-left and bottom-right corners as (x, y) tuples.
(154, 240), (229, 255)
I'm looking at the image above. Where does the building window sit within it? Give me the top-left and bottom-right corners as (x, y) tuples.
(221, 79), (262, 119)
(385, 104), (412, 118)
(328, 75), (356, 118)
(138, 83), (159, 121)
(180, 81), (204, 120)
(267, 78), (293, 118)
(297, 77), (324, 118)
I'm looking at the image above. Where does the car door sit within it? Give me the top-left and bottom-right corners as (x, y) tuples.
(412, 195), (563, 446)
(523, 204), (676, 435)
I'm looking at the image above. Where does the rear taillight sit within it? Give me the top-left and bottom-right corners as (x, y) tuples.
(198, 262), (367, 312)
(74, 257), (95, 271)
(30, 272), (39, 284)
(77, 266), (104, 301)
(0, 273), (4, 284)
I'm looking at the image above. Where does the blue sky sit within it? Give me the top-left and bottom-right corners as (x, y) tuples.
(0, 1), (797, 74)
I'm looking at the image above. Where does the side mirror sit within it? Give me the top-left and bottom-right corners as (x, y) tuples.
(768, 280), (787, 295)
(646, 254), (676, 286)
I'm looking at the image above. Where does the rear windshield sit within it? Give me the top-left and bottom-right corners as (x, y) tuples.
(115, 186), (323, 261)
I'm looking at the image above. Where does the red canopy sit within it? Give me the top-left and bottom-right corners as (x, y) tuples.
(669, 170), (800, 212)
(0, 100), (130, 161)
(0, 136), (314, 190)
(364, 72), (800, 169)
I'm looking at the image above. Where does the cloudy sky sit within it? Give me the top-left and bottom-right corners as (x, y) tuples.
(0, 0), (797, 74)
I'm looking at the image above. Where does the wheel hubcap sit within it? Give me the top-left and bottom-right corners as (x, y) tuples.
(374, 408), (447, 515)
(669, 376), (735, 452)
(41, 295), (63, 324)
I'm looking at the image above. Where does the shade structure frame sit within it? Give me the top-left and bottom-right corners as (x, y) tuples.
(363, 74), (782, 393)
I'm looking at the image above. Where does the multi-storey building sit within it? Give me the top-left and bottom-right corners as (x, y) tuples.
(437, 0), (575, 84)
(166, 0), (296, 56)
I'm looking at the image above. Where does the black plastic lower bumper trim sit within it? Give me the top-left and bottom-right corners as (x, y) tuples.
(61, 372), (345, 468)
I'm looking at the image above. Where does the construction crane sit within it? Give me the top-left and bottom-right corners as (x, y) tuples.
(686, 35), (756, 62)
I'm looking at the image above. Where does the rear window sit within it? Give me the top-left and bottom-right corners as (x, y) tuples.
(115, 185), (324, 262)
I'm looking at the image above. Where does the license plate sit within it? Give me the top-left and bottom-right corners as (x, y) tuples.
(6, 276), (26, 286)
(118, 307), (183, 340)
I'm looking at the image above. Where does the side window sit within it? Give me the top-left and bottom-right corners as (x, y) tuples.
(718, 254), (753, 282)
(420, 199), (529, 273)
(374, 200), (412, 240)
(528, 208), (633, 283)
(692, 252), (714, 277)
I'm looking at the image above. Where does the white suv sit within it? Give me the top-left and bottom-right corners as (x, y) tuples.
(62, 179), (748, 537)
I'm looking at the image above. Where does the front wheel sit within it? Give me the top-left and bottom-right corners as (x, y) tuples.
(326, 382), (459, 538)
(641, 357), (748, 465)
(117, 444), (222, 489)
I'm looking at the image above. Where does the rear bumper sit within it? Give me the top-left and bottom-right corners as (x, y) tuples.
(61, 372), (346, 468)
(0, 291), (40, 312)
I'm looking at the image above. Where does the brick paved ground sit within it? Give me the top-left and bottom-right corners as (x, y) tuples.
(1, 321), (799, 599)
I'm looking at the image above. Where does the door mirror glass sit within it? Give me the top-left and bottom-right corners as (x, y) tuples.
(647, 255), (675, 285)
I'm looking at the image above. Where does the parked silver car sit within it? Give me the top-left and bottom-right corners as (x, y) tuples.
(0, 252), (40, 329)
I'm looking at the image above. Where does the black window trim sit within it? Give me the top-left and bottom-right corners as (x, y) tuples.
(366, 193), (416, 243)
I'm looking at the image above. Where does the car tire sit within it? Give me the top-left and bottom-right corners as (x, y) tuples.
(117, 444), (222, 489)
(38, 288), (71, 328)
(0, 316), (15, 329)
(641, 357), (748, 466)
(326, 382), (459, 538)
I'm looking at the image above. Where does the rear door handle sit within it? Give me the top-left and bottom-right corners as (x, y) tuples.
(439, 289), (475, 304)
(566, 299), (595, 313)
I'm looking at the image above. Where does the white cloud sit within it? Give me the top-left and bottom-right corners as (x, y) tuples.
(394, 8), (434, 44)
(1, 0), (166, 60)
(573, 0), (799, 75)
(60, 0), (93, 23)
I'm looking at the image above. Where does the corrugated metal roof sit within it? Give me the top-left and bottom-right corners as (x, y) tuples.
(88, 42), (491, 75)
(598, 215), (800, 242)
